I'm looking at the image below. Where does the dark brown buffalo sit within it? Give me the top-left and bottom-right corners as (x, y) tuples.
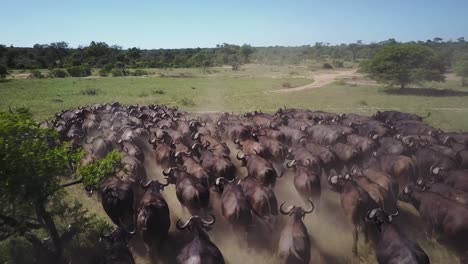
(100, 177), (136, 233)
(176, 215), (224, 264)
(286, 159), (321, 206)
(367, 153), (418, 192)
(373, 110), (426, 122)
(430, 167), (468, 192)
(234, 137), (267, 158)
(350, 167), (397, 208)
(214, 177), (253, 231)
(278, 200), (314, 264)
(192, 142), (236, 181)
(175, 152), (210, 187)
(376, 136), (408, 156)
(149, 138), (175, 169)
(399, 185), (468, 262)
(277, 125), (306, 146)
(237, 151), (279, 187)
(137, 180), (171, 252)
(163, 167), (210, 215)
(286, 147), (322, 175)
(99, 228), (135, 264)
(192, 132), (230, 158)
(239, 176), (278, 223)
(414, 147), (457, 178)
(120, 140), (144, 161)
(365, 208), (430, 264)
(344, 173), (392, 212)
(302, 124), (345, 145)
(415, 178), (468, 206)
(329, 142), (361, 171)
(346, 133), (377, 155)
(299, 139), (337, 173)
(87, 136), (113, 159)
(328, 174), (379, 256)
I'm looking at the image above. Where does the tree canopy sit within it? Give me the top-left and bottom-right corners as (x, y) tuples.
(0, 109), (115, 263)
(359, 44), (446, 89)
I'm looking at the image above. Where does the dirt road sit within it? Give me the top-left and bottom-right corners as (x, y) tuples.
(271, 69), (358, 93)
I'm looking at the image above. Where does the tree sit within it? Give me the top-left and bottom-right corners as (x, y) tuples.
(0, 65), (7, 78)
(455, 59), (468, 87)
(360, 44), (445, 89)
(0, 109), (83, 262)
(240, 44), (254, 63)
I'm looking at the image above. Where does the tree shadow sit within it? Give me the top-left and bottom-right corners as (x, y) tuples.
(382, 87), (468, 97)
(0, 79), (12, 83)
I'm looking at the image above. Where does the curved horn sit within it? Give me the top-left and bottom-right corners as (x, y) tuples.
(286, 160), (296, 168)
(201, 214), (216, 225)
(176, 216), (196, 230)
(303, 200), (315, 214)
(162, 168), (172, 176)
(140, 179), (152, 188)
(430, 164), (441, 175)
(279, 201), (294, 215)
(236, 151), (245, 160)
(191, 142), (201, 151)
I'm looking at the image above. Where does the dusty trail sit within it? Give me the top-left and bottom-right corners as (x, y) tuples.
(270, 69), (358, 93)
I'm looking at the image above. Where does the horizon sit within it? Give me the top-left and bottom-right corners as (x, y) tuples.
(2, 0), (468, 49)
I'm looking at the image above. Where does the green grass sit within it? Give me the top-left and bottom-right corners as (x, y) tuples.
(1, 66), (468, 132)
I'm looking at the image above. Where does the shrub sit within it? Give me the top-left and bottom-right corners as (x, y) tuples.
(332, 60), (344, 68)
(323, 63), (333, 69)
(179, 97), (195, 107)
(129, 69), (148, 76)
(80, 88), (99, 96)
(152, 89), (165, 95)
(334, 79), (346, 86)
(111, 68), (124, 77)
(359, 100), (368, 106)
(282, 82), (292, 88)
(98, 68), (109, 77)
(0, 65), (8, 78)
(30, 69), (43, 79)
(50, 69), (68, 78)
(67, 65), (92, 77)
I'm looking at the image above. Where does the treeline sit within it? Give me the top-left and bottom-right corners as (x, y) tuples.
(1, 37), (468, 71)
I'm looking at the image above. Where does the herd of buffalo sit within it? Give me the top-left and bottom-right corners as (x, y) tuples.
(47, 102), (468, 264)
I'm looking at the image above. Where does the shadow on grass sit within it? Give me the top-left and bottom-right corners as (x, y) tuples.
(382, 87), (468, 97)
(0, 78), (12, 83)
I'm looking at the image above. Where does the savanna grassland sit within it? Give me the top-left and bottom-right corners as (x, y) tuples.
(1, 64), (468, 131)
(1, 64), (467, 263)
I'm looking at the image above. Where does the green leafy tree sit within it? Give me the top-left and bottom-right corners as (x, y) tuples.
(240, 44), (255, 63)
(0, 109), (84, 262)
(455, 59), (468, 87)
(360, 44), (445, 89)
(0, 65), (7, 78)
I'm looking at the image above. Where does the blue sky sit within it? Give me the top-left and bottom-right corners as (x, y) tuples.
(2, 0), (467, 49)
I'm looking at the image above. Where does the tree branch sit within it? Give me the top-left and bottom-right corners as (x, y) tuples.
(59, 178), (83, 188)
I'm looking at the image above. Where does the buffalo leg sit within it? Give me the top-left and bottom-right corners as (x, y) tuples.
(352, 223), (359, 256)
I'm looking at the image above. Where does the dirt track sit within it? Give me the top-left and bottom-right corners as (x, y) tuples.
(271, 69), (358, 93)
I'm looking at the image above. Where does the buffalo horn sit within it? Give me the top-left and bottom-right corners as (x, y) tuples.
(236, 151), (245, 160)
(279, 201), (294, 215)
(286, 160), (296, 168)
(201, 214), (216, 225)
(303, 200), (315, 214)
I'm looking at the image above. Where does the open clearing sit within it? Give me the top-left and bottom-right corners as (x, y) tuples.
(1, 65), (468, 131)
(271, 69), (358, 93)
